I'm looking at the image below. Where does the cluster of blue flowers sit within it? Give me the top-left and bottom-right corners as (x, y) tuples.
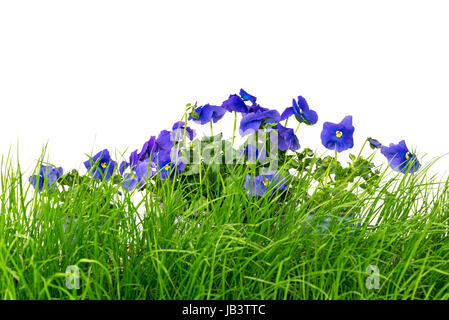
(29, 89), (421, 194)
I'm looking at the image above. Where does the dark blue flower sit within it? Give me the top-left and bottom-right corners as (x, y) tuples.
(83, 149), (116, 180)
(29, 165), (63, 192)
(122, 172), (140, 191)
(369, 138), (382, 149)
(239, 89), (257, 104)
(222, 94), (248, 113)
(119, 149), (139, 175)
(239, 109), (280, 136)
(188, 104), (226, 125)
(280, 96), (318, 125)
(320, 116), (355, 152)
(381, 140), (420, 173)
(155, 130), (174, 151)
(122, 159), (157, 191)
(244, 172), (287, 197)
(172, 121), (196, 141)
(155, 149), (186, 180)
(137, 136), (157, 162)
(270, 124), (300, 151)
(246, 103), (269, 114)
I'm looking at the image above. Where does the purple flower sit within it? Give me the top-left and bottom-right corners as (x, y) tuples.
(369, 138), (382, 149)
(137, 136), (158, 162)
(83, 149), (116, 180)
(320, 116), (355, 152)
(122, 159), (157, 191)
(172, 121), (196, 141)
(29, 165), (63, 192)
(246, 103), (269, 114)
(222, 94), (248, 113)
(119, 149), (139, 175)
(155, 149), (186, 180)
(280, 96), (318, 125)
(155, 130), (174, 151)
(381, 140), (420, 173)
(244, 172), (287, 197)
(239, 89), (257, 104)
(239, 109), (281, 136)
(122, 172), (140, 191)
(188, 104), (226, 125)
(270, 124), (300, 151)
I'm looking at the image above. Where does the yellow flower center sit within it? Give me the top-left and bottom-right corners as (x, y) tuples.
(336, 131), (343, 138)
(405, 152), (410, 160)
(263, 179), (270, 187)
(101, 162), (107, 169)
(164, 164), (171, 171)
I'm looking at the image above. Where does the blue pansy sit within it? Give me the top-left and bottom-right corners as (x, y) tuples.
(368, 138), (382, 149)
(239, 89), (257, 104)
(155, 130), (174, 151)
(137, 136), (158, 162)
(29, 165), (63, 192)
(172, 121), (196, 141)
(280, 96), (318, 125)
(122, 172), (140, 191)
(270, 124), (300, 151)
(188, 104), (226, 125)
(239, 109), (281, 136)
(244, 172), (287, 197)
(381, 140), (420, 173)
(320, 116), (355, 152)
(246, 103), (269, 114)
(119, 149), (139, 175)
(84, 149), (116, 180)
(122, 159), (157, 191)
(222, 94), (248, 113)
(155, 149), (186, 180)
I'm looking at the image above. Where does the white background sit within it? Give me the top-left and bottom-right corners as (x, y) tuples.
(1, 0), (448, 177)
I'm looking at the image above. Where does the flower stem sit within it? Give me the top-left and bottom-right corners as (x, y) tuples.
(294, 122), (301, 134)
(210, 120), (213, 137)
(231, 111), (237, 147)
(323, 148), (338, 186)
(284, 117), (289, 127)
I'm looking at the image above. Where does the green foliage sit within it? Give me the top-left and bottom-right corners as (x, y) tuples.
(1, 144), (449, 300)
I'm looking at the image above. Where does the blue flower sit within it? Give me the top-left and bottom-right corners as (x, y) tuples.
(280, 96), (318, 125)
(121, 172), (140, 191)
(368, 138), (382, 149)
(239, 109), (281, 136)
(155, 149), (186, 180)
(222, 94), (248, 113)
(188, 104), (226, 125)
(122, 159), (157, 191)
(137, 136), (158, 162)
(155, 130), (174, 151)
(239, 89), (257, 104)
(381, 140), (420, 173)
(84, 149), (116, 180)
(270, 124), (300, 151)
(29, 165), (63, 192)
(246, 103), (269, 114)
(119, 149), (139, 175)
(244, 172), (287, 197)
(320, 116), (355, 152)
(172, 121), (196, 141)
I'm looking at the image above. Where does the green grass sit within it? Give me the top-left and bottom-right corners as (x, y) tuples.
(1, 144), (449, 300)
